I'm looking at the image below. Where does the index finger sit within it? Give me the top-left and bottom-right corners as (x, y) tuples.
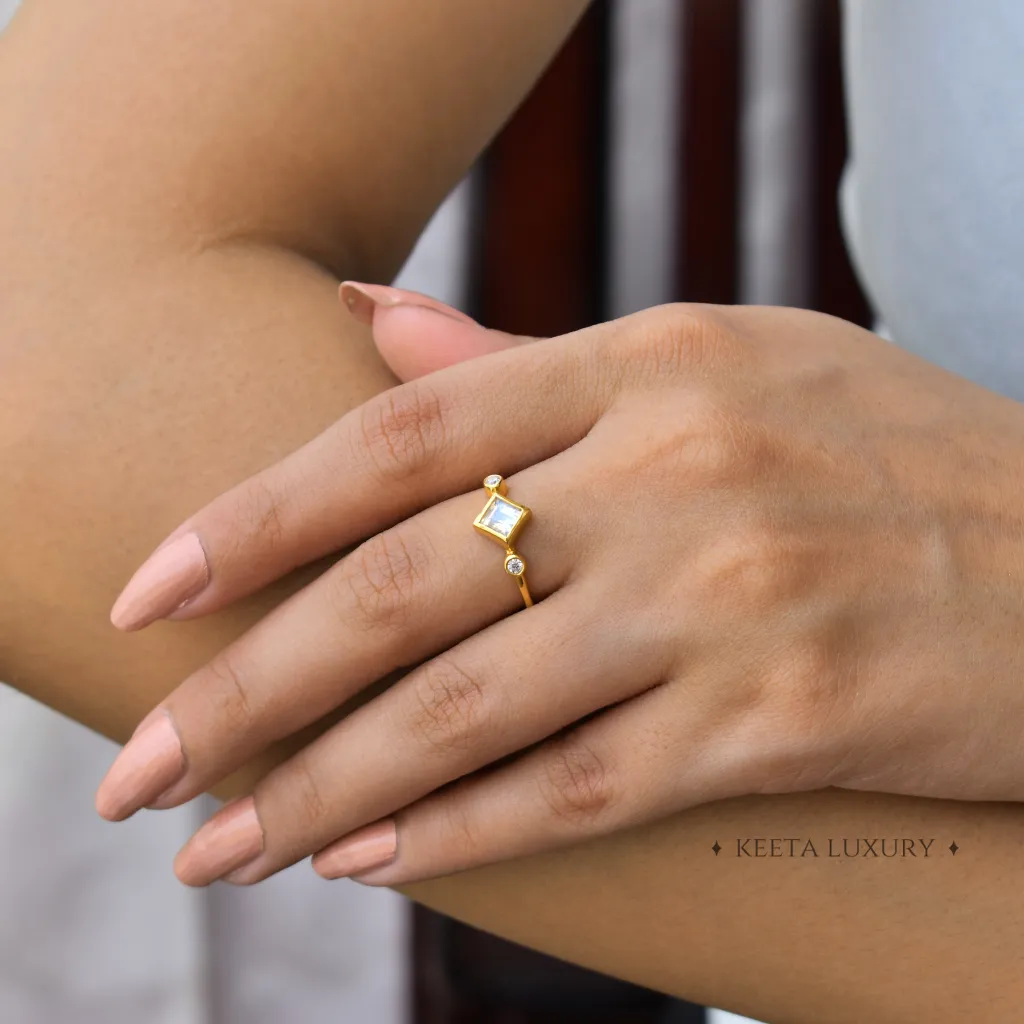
(108, 305), (607, 630)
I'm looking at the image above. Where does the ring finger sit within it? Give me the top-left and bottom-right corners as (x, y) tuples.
(95, 459), (580, 821)
(175, 577), (666, 886)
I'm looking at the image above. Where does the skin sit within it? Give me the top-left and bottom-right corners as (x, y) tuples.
(1, 1), (1022, 1021)
(100, 294), (1024, 895)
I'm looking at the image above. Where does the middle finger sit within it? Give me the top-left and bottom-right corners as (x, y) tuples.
(96, 458), (579, 821)
(178, 573), (664, 886)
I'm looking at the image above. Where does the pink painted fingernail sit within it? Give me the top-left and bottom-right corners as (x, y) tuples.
(95, 709), (185, 821)
(174, 797), (264, 887)
(110, 532), (210, 631)
(312, 820), (398, 880)
(339, 281), (477, 328)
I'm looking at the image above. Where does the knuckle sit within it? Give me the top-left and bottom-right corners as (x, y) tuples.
(625, 304), (736, 380)
(679, 395), (755, 480)
(537, 736), (614, 825)
(236, 475), (288, 555)
(437, 794), (480, 858)
(201, 647), (256, 731)
(409, 657), (487, 756)
(765, 637), (840, 722)
(694, 518), (793, 614)
(358, 383), (448, 482)
(340, 527), (428, 634)
(678, 384), (781, 487)
(620, 389), (769, 493)
(750, 634), (855, 793)
(290, 754), (331, 829)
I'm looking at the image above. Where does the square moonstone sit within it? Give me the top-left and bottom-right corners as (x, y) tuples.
(478, 496), (523, 539)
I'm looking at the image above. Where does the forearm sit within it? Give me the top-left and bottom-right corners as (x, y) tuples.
(411, 791), (1022, 1021)
(0, 0), (589, 280)
(0, 242), (385, 761)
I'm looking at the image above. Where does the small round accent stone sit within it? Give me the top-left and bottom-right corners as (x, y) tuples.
(505, 556), (525, 576)
(484, 474), (502, 488)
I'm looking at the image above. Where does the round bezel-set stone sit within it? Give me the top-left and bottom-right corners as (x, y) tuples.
(484, 474), (503, 489)
(504, 555), (525, 577)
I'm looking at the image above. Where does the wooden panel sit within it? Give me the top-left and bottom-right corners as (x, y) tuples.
(676, 0), (744, 304)
(470, 2), (610, 335)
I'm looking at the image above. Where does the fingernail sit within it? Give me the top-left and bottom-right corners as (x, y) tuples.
(95, 709), (185, 821)
(312, 820), (398, 881)
(339, 281), (477, 328)
(174, 797), (264, 887)
(110, 532), (210, 631)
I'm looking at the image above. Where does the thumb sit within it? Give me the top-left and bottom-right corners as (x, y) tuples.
(340, 281), (536, 382)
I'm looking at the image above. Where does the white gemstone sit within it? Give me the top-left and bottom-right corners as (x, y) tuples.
(505, 556), (525, 576)
(484, 474), (502, 488)
(479, 496), (522, 539)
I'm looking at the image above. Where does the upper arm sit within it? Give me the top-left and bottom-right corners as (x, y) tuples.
(0, 0), (590, 279)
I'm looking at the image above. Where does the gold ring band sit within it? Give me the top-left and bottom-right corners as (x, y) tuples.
(473, 474), (533, 608)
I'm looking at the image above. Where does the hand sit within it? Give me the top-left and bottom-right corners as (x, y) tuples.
(96, 283), (1024, 887)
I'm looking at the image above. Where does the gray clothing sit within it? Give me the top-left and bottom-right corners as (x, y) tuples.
(842, 0), (1024, 398)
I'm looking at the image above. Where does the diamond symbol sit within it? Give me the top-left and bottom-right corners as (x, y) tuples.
(484, 474), (503, 488)
(477, 495), (524, 540)
(712, 841), (721, 855)
(505, 556), (525, 576)
(949, 841), (959, 855)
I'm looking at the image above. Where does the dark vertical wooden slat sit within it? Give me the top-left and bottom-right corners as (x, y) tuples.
(443, 927), (674, 1023)
(809, 0), (873, 325)
(470, 2), (609, 335)
(411, 902), (456, 1024)
(676, 0), (744, 304)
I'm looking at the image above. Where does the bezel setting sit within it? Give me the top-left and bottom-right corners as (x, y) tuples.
(473, 493), (530, 545)
(504, 555), (526, 577)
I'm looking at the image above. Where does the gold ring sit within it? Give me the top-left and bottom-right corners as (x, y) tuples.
(473, 474), (533, 608)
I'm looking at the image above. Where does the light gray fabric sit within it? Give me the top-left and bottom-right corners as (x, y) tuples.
(0, 685), (408, 1024)
(841, 0), (1024, 398)
(608, 0), (682, 318)
(0, 688), (207, 1024)
(740, 0), (815, 309)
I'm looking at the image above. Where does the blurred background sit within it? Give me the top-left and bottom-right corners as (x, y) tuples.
(0, 0), (870, 1021)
